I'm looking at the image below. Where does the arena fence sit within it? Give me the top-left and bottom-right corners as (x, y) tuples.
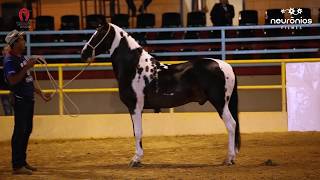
(1, 58), (319, 115)
(0, 24), (319, 60)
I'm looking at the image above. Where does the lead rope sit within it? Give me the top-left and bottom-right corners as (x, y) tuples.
(31, 24), (111, 116)
(33, 57), (81, 117)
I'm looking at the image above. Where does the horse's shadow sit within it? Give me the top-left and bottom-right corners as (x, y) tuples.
(75, 161), (266, 170)
(82, 163), (224, 170)
(1, 163), (266, 178)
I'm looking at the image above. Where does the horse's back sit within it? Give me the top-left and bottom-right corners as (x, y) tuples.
(143, 58), (234, 109)
(143, 60), (206, 108)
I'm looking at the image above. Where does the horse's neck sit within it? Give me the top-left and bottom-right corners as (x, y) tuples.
(110, 23), (163, 63)
(109, 23), (167, 78)
(110, 38), (142, 80)
(109, 23), (140, 55)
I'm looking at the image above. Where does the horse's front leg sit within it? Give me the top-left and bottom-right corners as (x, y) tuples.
(129, 99), (144, 168)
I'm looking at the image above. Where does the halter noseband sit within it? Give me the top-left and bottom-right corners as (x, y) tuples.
(85, 24), (111, 60)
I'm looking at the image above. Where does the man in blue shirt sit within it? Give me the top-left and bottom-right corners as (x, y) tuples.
(3, 30), (52, 175)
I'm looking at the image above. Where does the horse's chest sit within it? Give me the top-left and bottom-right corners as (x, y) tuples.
(135, 58), (163, 82)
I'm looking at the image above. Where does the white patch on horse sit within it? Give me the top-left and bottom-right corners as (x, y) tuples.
(132, 75), (145, 108)
(205, 58), (237, 164)
(135, 51), (169, 83)
(205, 58), (235, 101)
(109, 23), (140, 54)
(160, 64), (169, 69)
(110, 23), (169, 79)
(215, 59), (235, 101)
(136, 50), (156, 82)
(109, 24), (121, 54)
(130, 65), (146, 162)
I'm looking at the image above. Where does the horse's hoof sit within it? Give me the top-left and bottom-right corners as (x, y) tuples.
(129, 160), (142, 168)
(223, 159), (235, 166)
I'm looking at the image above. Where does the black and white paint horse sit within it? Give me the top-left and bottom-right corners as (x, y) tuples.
(81, 23), (240, 167)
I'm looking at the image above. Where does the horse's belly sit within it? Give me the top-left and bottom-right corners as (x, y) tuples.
(144, 88), (206, 109)
(144, 93), (191, 108)
(143, 65), (207, 109)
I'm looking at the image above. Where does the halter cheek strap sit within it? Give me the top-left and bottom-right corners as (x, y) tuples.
(86, 24), (111, 60)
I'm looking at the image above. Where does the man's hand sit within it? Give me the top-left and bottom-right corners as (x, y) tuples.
(35, 88), (52, 102)
(40, 92), (52, 102)
(27, 55), (46, 69)
(25, 58), (37, 69)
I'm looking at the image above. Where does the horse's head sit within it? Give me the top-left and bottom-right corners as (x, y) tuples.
(81, 23), (112, 63)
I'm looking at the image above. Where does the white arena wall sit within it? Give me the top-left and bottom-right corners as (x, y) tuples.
(0, 112), (287, 141)
(0, 75), (287, 141)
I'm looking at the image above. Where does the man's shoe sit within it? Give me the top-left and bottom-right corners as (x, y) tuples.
(25, 164), (37, 171)
(12, 167), (33, 175)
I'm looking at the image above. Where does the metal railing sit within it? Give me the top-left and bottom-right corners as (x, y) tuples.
(1, 58), (320, 115)
(0, 24), (319, 61)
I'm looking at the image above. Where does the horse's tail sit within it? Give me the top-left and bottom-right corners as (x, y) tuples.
(228, 75), (241, 152)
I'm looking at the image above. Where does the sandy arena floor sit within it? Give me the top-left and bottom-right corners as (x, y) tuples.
(0, 132), (319, 179)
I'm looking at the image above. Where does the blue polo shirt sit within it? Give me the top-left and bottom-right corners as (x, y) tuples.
(3, 52), (34, 100)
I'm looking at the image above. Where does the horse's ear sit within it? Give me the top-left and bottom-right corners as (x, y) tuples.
(97, 22), (108, 30)
(102, 21), (109, 28)
(97, 18), (108, 29)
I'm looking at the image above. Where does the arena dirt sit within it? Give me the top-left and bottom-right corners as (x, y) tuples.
(0, 132), (319, 179)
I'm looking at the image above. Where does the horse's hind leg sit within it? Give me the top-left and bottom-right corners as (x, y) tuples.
(220, 106), (237, 165)
(208, 91), (236, 165)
